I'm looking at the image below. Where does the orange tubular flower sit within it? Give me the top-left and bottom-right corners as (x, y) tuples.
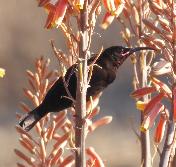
(144, 92), (165, 115)
(141, 103), (164, 132)
(154, 0), (163, 6)
(88, 116), (112, 132)
(101, 0), (125, 29)
(102, 0), (125, 16)
(102, 0), (116, 14)
(151, 77), (172, 99)
(101, 12), (115, 29)
(86, 147), (105, 167)
(114, 0), (125, 16)
(130, 86), (156, 99)
(154, 113), (167, 143)
(43, 0), (69, 29)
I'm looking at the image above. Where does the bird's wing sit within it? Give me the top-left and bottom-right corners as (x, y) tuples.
(87, 64), (109, 97)
(64, 64), (77, 83)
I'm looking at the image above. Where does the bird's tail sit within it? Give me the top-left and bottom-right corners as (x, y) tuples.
(19, 107), (43, 132)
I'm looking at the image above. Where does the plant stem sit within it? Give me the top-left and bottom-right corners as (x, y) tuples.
(140, 53), (152, 167)
(138, 0), (151, 166)
(160, 2), (176, 166)
(75, 1), (89, 167)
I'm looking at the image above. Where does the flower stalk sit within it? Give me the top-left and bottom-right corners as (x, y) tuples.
(137, 0), (151, 166)
(159, 1), (176, 166)
(75, 1), (89, 167)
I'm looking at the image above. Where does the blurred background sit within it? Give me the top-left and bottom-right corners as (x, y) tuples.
(0, 1), (144, 166)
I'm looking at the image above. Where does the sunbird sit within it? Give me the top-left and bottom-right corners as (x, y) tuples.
(19, 46), (154, 131)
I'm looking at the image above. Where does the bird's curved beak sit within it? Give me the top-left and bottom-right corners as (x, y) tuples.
(128, 47), (156, 55)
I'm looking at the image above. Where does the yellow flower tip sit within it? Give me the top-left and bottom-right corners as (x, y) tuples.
(110, 10), (117, 16)
(140, 117), (150, 132)
(136, 101), (147, 111)
(100, 23), (109, 30)
(76, 3), (83, 10)
(0, 68), (5, 78)
(140, 126), (147, 132)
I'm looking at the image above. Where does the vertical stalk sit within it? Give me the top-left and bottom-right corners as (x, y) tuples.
(75, 1), (89, 167)
(140, 56), (151, 167)
(138, 0), (151, 166)
(160, 1), (176, 166)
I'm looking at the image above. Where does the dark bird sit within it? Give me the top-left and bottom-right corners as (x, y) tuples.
(19, 46), (154, 131)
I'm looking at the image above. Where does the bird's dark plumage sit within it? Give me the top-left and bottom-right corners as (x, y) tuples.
(19, 46), (154, 131)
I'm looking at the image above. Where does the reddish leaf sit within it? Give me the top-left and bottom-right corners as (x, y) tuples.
(131, 86), (156, 98)
(141, 103), (164, 131)
(154, 114), (167, 143)
(144, 92), (165, 115)
(151, 77), (172, 98)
